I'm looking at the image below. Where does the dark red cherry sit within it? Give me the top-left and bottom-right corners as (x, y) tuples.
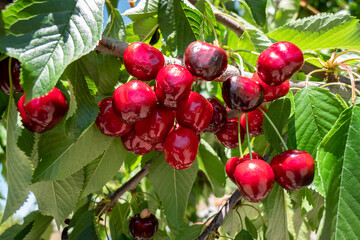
(234, 159), (274, 202)
(154, 142), (164, 152)
(123, 42), (165, 81)
(240, 107), (266, 137)
(121, 130), (154, 155)
(176, 92), (213, 134)
(215, 119), (244, 149)
(112, 80), (157, 124)
(222, 76), (264, 112)
(129, 209), (159, 240)
(155, 64), (193, 110)
(225, 153), (263, 182)
(203, 97), (227, 133)
(184, 41), (228, 81)
(95, 97), (133, 137)
(0, 58), (23, 94)
(18, 87), (68, 133)
(135, 105), (175, 143)
(270, 149), (314, 191)
(256, 41), (304, 86)
(252, 72), (289, 102)
(163, 127), (199, 170)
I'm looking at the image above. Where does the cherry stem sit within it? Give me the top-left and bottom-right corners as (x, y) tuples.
(335, 62), (357, 104)
(320, 82), (360, 96)
(235, 208), (244, 229)
(141, 23), (159, 42)
(103, 211), (110, 240)
(334, 49), (360, 61)
(231, 49), (260, 56)
(233, 53), (245, 75)
(201, 13), (219, 44)
(104, 0), (115, 36)
(238, 114), (244, 158)
(340, 58), (360, 64)
(0, 55), (8, 62)
(8, 58), (13, 98)
(305, 69), (327, 86)
(245, 113), (253, 159)
(305, 57), (326, 66)
(258, 108), (289, 151)
(240, 204), (265, 226)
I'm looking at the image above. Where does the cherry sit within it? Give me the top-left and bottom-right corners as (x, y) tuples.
(0, 58), (23, 94)
(154, 142), (164, 152)
(215, 119), (244, 149)
(123, 42), (165, 81)
(184, 41), (228, 81)
(129, 209), (159, 240)
(112, 80), (157, 124)
(163, 127), (199, 170)
(225, 153), (263, 182)
(176, 92), (213, 134)
(256, 41), (304, 86)
(240, 107), (266, 137)
(95, 97), (133, 137)
(270, 149), (314, 191)
(234, 159), (275, 202)
(203, 97), (227, 133)
(252, 72), (289, 102)
(121, 130), (154, 155)
(155, 64), (193, 110)
(222, 76), (264, 112)
(17, 87), (69, 133)
(135, 105), (175, 144)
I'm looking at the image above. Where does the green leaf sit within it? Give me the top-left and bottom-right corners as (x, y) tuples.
(195, 0), (217, 42)
(110, 202), (131, 238)
(197, 139), (226, 197)
(69, 209), (99, 240)
(274, 0), (300, 27)
(123, 0), (159, 21)
(0, 0), (104, 101)
(104, 8), (126, 41)
(268, 13), (360, 50)
(317, 105), (360, 239)
(31, 170), (84, 227)
(221, 209), (241, 236)
(33, 123), (113, 181)
(23, 213), (53, 240)
(2, 99), (33, 223)
(133, 18), (158, 41)
(148, 156), (198, 235)
(245, 216), (258, 239)
(287, 87), (344, 192)
(235, 230), (254, 240)
(243, 0), (267, 27)
(263, 184), (290, 240)
(175, 224), (203, 240)
(81, 138), (126, 197)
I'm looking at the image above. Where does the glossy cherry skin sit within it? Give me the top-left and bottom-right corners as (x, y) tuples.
(256, 41), (304, 86)
(176, 92), (213, 134)
(215, 119), (244, 149)
(95, 97), (133, 137)
(135, 105), (175, 143)
(252, 72), (289, 102)
(234, 159), (275, 202)
(17, 97), (46, 133)
(184, 41), (228, 81)
(270, 149), (315, 191)
(112, 80), (157, 124)
(121, 130), (154, 155)
(154, 142), (164, 152)
(222, 76), (264, 112)
(225, 153), (263, 183)
(203, 97), (227, 133)
(129, 212), (159, 240)
(0, 58), (23, 94)
(155, 64), (193, 110)
(18, 87), (69, 133)
(240, 107), (266, 137)
(163, 127), (200, 170)
(123, 42), (165, 81)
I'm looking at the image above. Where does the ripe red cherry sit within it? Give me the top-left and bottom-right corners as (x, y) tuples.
(184, 41), (228, 81)
(17, 87), (69, 133)
(129, 209), (159, 240)
(256, 41), (304, 86)
(154, 142), (164, 152)
(215, 119), (244, 149)
(112, 80), (157, 124)
(155, 64), (193, 110)
(135, 105), (175, 143)
(0, 58), (23, 94)
(121, 130), (154, 155)
(252, 72), (289, 102)
(225, 153), (263, 182)
(203, 97), (227, 133)
(163, 127), (200, 170)
(222, 76), (264, 112)
(234, 159), (275, 202)
(95, 97), (133, 137)
(240, 107), (266, 137)
(270, 149), (315, 191)
(123, 42), (165, 81)
(176, 92), (213, 134)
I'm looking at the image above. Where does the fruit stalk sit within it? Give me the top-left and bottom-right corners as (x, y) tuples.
(245, 113), (253, 159)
